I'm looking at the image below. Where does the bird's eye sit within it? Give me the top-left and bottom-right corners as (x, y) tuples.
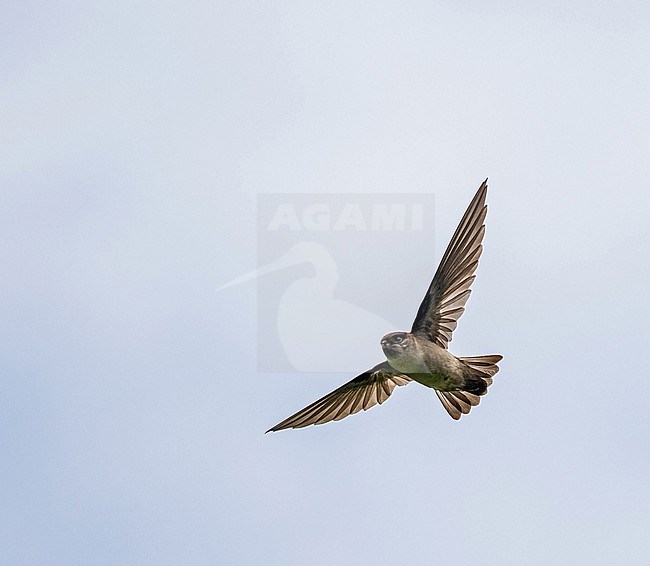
(395, 336), (403, 343)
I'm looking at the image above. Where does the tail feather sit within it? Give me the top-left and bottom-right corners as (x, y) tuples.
(459, 354), (502, 377)
(436, 354), (503, 420)
(435, 390), (481, 420)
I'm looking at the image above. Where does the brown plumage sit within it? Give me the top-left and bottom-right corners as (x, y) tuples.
(267, 180), (502, 432)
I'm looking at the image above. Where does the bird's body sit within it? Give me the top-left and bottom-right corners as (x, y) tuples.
(382, 332), (462, 388)
(267, 180), (503, 432)
(381, 332), (487, 393)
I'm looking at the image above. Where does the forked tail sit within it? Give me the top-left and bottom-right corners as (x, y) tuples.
(435, 354), (503, 420)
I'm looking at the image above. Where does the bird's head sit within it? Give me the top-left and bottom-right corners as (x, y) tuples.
(380, 331), (414, 358)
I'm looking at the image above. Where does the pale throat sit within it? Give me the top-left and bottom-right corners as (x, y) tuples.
(385, 343), (430, 374)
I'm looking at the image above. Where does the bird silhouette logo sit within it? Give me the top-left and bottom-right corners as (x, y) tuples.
(219, 241), (398, 372)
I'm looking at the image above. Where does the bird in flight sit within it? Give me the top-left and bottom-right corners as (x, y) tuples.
(267, 179), (502, 432)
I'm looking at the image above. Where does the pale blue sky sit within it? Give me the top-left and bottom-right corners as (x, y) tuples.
(2, 2), (649, 565)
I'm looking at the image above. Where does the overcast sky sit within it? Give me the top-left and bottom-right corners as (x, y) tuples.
(2, 2), (650, 565)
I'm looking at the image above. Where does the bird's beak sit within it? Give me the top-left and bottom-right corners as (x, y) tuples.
(217, 251), (304, 291)
(217, 260), (283, 291)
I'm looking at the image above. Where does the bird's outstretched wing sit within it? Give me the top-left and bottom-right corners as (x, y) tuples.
(411, 180), (488, 348)
(266, 362), (412, 432)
